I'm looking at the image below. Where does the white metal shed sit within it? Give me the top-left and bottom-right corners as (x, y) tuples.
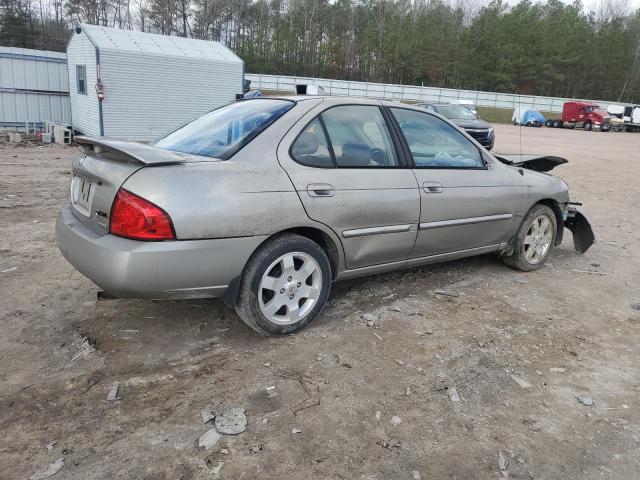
(67, 24), (244, 141)
(0, 47), (71, 129)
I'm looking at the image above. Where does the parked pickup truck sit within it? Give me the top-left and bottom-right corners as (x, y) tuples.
(545, 101), (611, 131)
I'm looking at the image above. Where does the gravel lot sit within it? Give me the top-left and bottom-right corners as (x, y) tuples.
(1, 125), (639, 479)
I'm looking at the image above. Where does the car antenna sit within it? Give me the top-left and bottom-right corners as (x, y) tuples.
(516, 90), (524, 175)
(517, 89), (522, 157)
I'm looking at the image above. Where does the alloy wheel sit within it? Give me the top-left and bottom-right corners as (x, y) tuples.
(523, 215), (553, 264)
(258, 252), (322, 325)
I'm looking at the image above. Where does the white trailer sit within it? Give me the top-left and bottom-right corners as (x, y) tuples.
(67, 24), (244, 141)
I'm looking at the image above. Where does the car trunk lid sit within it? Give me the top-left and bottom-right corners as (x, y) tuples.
(70, 137), (219, 235)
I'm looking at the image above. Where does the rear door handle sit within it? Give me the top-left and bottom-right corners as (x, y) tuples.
(423, 181), (443, 193)
(307, 184), (335, 197)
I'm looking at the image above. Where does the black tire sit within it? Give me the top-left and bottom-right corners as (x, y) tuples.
(553, 120), (562, 128)
(584, 121), (592, 131)
(501, 204), (557, 272)
(545, 120), (553, 127)
(236, 233), (332, 336)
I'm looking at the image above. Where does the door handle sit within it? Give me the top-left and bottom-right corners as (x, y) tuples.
(423, 181), (443, 193)
(307, 184), (335, 197)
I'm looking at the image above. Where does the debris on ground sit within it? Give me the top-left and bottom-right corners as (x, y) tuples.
(448, 387), (460, 402)
(390, 415), (402, 426)
(577, 396), (594, 406)
(46, 442), (56, 451)
(198, 428), (222, 449)
(434, 289), (460, 297)
(631, 303), (640, 311)
(292, 428), (302, 434)
(214, 407), (247, 435)
(395, 359), (406, 366)
(414, 330), (432, 336)
(209, 461), (224, 475)
(263, 362), (271, 367)
(1, 266), (17, 273)
(362, 313), (378, 325)
(375, 410), (381, 421)
(571, 269), (608, 276)
(498, 450), (509, 472)
(106, 382), (119, 401)
(549, 367), (567, 373)
(510, 374), (532, 389)
(412, 471), (421, 480)
(200, 409), (215, 424)
(70, 336), (95, 362)
(29, 458), (64, 479)
(377, 439), (401, 449)
(405, 387), (411, 396)
(373, 332), (383, 341)
(250, 445), (263, 454)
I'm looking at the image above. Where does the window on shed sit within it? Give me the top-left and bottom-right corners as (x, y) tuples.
(76, 65), (87, 95)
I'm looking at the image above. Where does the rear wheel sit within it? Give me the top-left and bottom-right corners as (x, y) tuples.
(545, 120), (553, 127)
(502, 204), (557, 272)
(236, 233), (331, 336)
(553, 120), (562, 128)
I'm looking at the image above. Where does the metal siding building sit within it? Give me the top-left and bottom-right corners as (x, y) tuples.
(67, 24), (245, 141)
(0, 47), (71, 128)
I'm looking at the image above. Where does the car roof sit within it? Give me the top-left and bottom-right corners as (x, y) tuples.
(258, 95), (427, 111)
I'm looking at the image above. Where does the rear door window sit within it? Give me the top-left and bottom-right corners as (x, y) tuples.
(323, 106), (398, 168)
(290, 105), (400, 168)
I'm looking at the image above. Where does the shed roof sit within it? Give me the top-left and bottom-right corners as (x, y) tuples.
(0, 46), (67, 62)
(78, 24), (243, 64)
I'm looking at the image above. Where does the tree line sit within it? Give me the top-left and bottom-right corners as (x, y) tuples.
(2, 0), (640, 103)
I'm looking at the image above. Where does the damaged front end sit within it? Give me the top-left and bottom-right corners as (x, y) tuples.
(495, 154), (595, 253)
(564, 203), (595, 253)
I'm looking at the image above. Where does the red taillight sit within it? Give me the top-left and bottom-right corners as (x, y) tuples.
(109, 189), (175, 241)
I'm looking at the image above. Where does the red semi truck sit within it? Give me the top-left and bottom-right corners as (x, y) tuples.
(545, 101), (611, 131)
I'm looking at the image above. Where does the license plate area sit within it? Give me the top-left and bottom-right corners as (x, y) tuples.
(71, 175), (95, 217)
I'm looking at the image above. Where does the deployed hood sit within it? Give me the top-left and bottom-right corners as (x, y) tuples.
(454, 118), (492, 130)
(494, 154), (568, 172)
(76, 137), (219, 165)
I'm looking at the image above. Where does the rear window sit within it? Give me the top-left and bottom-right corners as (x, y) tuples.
(155, 99), (294, 159)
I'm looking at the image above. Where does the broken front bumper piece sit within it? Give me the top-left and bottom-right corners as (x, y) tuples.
(564, 203), (595, 253)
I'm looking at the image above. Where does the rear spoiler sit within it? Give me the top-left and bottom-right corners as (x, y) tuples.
(494, 154), (568, 173)
(75, 136), (217, 165)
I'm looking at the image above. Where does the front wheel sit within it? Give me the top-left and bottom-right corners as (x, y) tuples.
(502, 204), (557, 272)
(236, 233), (332, 336)
(584, 121), (592, 131)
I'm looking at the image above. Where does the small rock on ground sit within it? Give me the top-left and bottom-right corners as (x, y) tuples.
(448, 387), (460, 402)
(510, 374), (532, 389)
(214, 406), (247, 435)
(30, 458), (64, 480)
(198, 428), (222, 449)
(200, 409), (215, 424)
(577, 395), (594, 406)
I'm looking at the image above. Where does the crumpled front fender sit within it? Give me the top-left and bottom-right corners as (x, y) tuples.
(565, 205), (595, 253)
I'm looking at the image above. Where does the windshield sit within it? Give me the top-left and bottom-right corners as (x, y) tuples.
(585, 105), (606, 115)
(155, 99), (294, 159)
(435, 105), (477, 120)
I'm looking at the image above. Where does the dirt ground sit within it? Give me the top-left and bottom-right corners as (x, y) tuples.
(1, 125), (639, 480)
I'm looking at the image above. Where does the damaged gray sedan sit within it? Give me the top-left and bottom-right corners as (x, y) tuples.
(56, 97), (594, 336)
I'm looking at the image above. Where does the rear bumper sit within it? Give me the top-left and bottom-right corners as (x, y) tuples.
(56, 206), (266, 299)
